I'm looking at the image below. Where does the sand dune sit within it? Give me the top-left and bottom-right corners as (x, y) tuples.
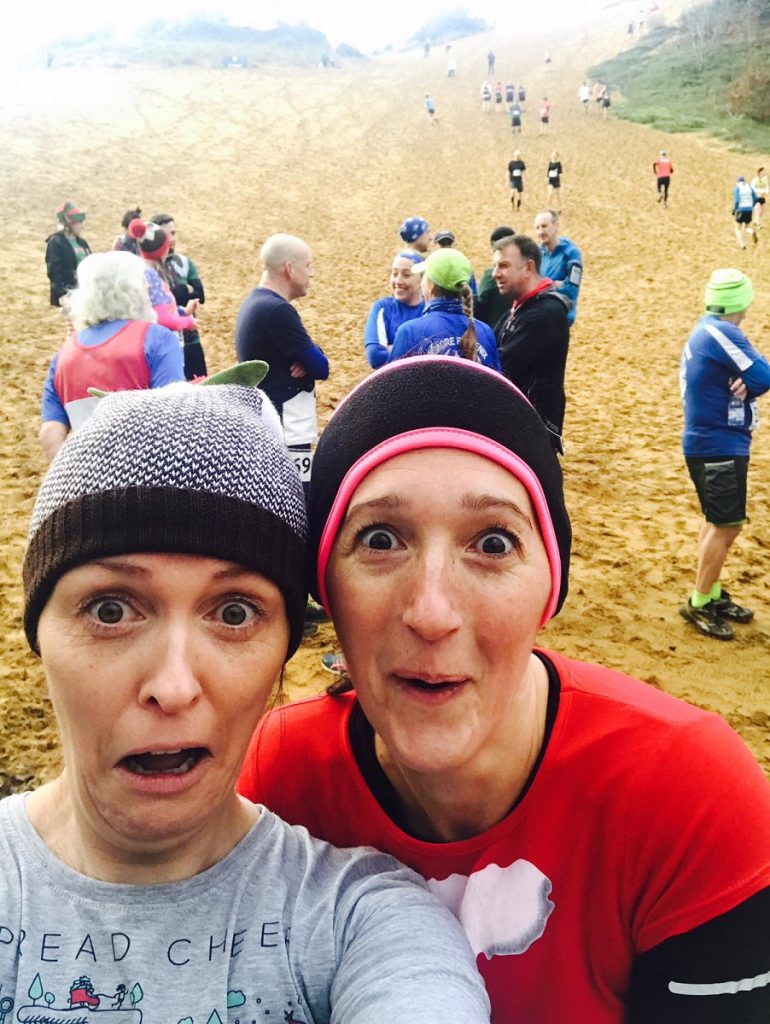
(1, 22), (768, 792)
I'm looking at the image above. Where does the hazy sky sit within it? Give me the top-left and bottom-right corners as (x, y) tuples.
(5, 0), (623, 56)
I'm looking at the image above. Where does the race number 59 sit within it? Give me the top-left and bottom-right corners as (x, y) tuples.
(292, 451), (313, 483)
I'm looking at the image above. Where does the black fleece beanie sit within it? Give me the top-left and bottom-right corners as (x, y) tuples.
(308, 356), (571, 617)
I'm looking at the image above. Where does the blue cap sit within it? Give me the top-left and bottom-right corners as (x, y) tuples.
(400, 216), (429, 243)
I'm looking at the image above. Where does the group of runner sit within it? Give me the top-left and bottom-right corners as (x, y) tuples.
(506, 151), (564, 211)
(732, 168), (769, 248)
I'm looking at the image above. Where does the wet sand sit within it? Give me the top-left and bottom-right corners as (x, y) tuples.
(1, 24), (768, 793)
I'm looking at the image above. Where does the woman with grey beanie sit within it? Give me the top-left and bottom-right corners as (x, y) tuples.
(5, 367), (490, 1024)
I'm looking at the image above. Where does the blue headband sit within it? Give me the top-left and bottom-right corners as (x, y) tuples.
(397, 250), (424, 265)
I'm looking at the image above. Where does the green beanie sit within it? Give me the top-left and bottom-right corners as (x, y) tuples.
(705, 269), (753, 315)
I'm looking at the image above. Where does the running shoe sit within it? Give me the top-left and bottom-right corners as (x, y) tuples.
(679, 599), (733, 640)
(710, 590), (754, 623)
(321, 651), (348, 675)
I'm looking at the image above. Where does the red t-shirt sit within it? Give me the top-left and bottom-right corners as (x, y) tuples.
(54, 321), (151, 407)
(238, 650), (770, 1023)
(655, 157), (673, 177)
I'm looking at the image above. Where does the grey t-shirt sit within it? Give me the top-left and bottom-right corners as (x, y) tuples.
(0, 795), (490, 1023)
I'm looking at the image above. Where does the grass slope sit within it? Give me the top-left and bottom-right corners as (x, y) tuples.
(589, 1), (770, 151)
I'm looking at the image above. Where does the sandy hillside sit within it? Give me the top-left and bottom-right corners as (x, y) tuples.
(1, 18), (768, 794)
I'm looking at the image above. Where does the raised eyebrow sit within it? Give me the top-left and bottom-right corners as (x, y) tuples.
(344, 494), (407, 521)
(87, 559), (149, 576)
(460, 494), (534, 529)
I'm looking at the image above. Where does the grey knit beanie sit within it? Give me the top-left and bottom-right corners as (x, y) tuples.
(23, 377), (308, 659)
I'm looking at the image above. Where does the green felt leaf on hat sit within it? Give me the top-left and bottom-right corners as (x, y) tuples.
(202, 360), (270, 388)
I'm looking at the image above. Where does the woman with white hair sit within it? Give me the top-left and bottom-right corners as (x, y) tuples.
(39, 250), (185, 462)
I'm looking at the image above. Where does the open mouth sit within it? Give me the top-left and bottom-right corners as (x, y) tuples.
(399, 677), (465, 694)
(121, 748), (209, 776)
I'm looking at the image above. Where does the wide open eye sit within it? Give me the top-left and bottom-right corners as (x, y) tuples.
(473, 529), (519, 556)
(86, 597), (131, 625)
(359, 526), (399, 551)
(215, 600), (260, 627)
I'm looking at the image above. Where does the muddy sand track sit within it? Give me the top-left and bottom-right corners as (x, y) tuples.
(1, 25), (768, 792)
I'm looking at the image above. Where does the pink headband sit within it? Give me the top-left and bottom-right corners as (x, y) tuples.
(316, 426), (562, 628)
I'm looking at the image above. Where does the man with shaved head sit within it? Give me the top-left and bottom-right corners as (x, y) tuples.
(235, 233), (329, 494)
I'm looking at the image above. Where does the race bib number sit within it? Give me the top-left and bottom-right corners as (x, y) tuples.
(291, 449), (313, 483)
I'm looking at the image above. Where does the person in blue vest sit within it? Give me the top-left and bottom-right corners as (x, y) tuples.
(39, 251), (185, 462)
(388, 248), (500, 370)
(680, 269), (770, 639)
(535, 210), (582, 326)
(363, 250), (425, 368)
(733, 176), (759, 249)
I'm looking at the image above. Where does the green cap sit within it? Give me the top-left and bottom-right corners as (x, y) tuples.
(705, 269), (753, 315)
(414, 247), (473, 291)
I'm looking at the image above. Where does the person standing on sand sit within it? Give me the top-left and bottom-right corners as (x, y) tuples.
(388, 248), (500, 370)
(535, 209), (582, 326)
(733, 176), (759, 248)
(399, 216), (432, 254)
(481, 81), (492, 112)
(579, 81), (590, 112)
(508, 149), (526, 211)
(492, 233), (570, 451)
(45, 201), (92, 307)
(152, 212), (208, 379)
(487, 48), (495, 75)
(680, 269), (770, 639)
(474, 225), (516, 329)
(654, 150), (673, 206)
(39, 251), (184, 462)
(113, 207), (142, 254)
(363, 250), (425, 368)
(424, 93), (438, 123)
(235, 233), (329, 496)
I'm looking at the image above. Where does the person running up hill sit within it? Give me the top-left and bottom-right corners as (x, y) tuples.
(546, 151), (563, 209)
(508, 150), (526, 211)
(733, 176), (759, 249)
(653, 150), (673, 207)
(751, 166), (769, 227)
